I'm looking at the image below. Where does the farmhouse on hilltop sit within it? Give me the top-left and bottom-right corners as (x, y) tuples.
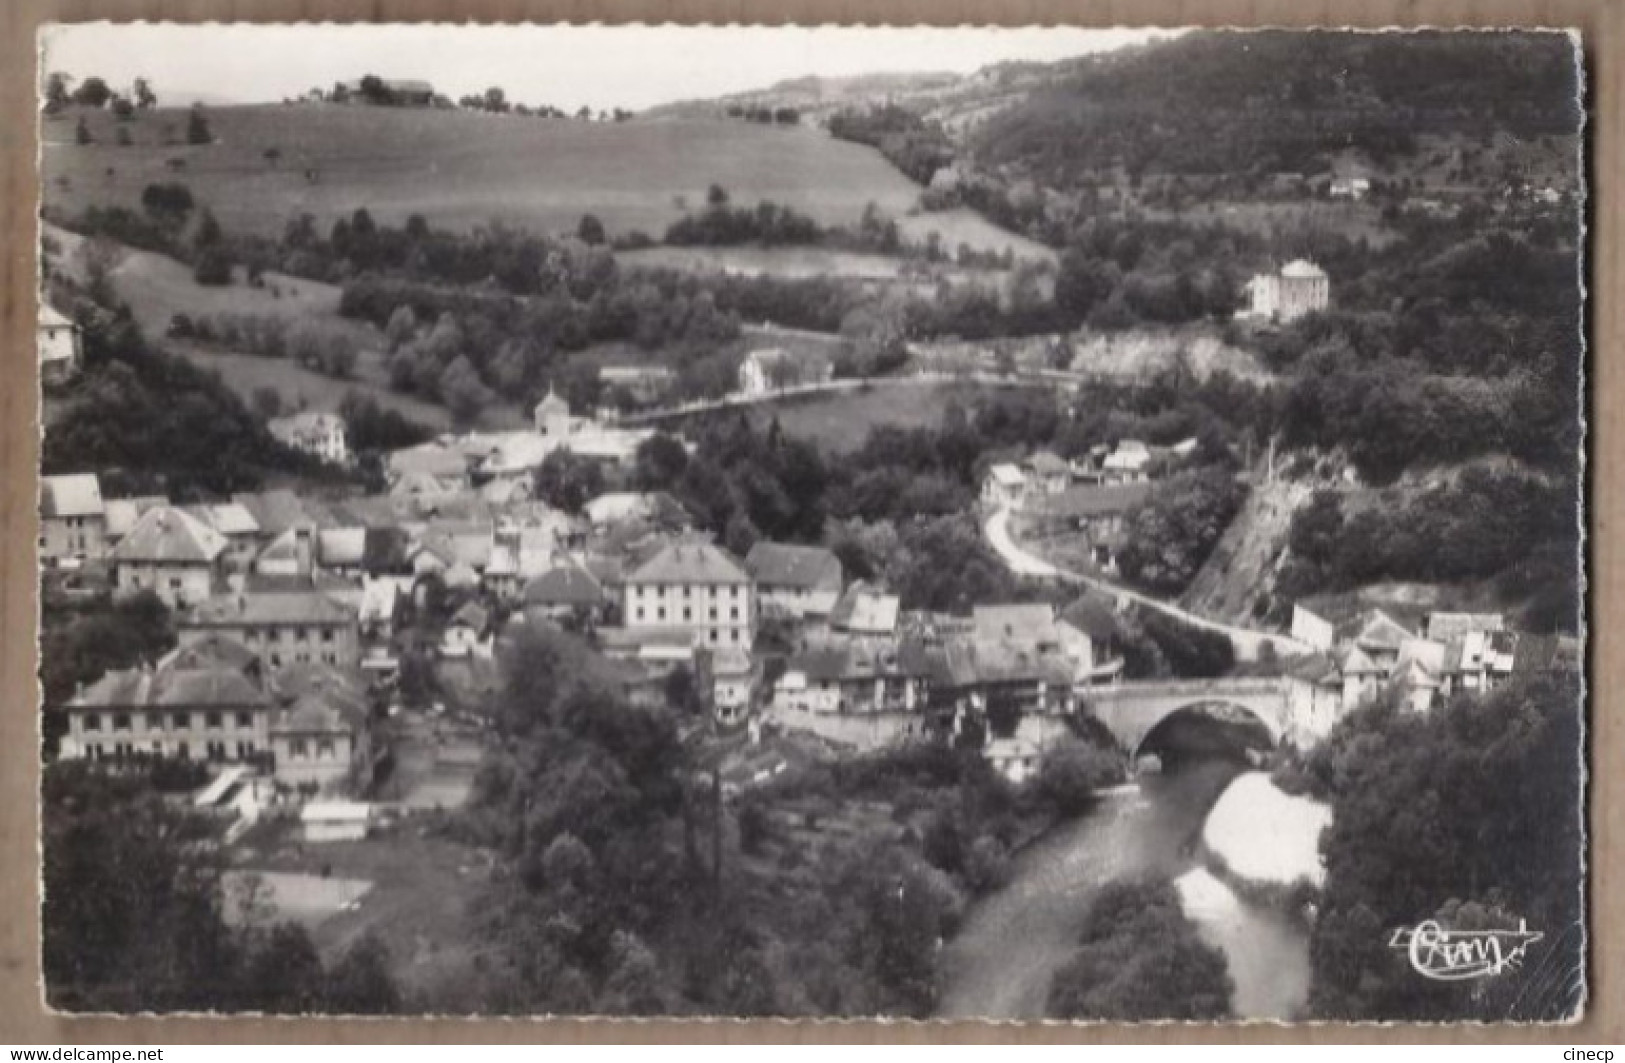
(338, 77), (436, 106)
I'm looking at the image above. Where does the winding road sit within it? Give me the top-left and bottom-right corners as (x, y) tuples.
(983, 506), (1309, 662)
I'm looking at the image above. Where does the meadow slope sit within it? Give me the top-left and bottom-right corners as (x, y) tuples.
(42, 104), (928, 242)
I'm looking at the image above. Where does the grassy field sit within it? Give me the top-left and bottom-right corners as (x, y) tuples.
(231, 821), (497, 1006)
(41, 104), (927, 243)
(44, 222), (526, 431)
(897, 207), (1058, 265)
(621, 244), (918, 280)
(743, 380), (999, 453)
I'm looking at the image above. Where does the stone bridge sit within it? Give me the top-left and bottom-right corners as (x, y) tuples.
(1080, 678), (1295, 755)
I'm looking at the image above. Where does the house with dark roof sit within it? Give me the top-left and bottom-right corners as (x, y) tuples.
(623, 538), (755, 649)
(183, 502), (263, 570)
(110, 505), (227, 608)
(1024, 482), (1153, 574)
(771, 635), (934, 716)
(60, 639), (270, 765)
(746, 541), (843, 619)
(179, 580), (359, 670)
(1023, 450), (1071, 496)
(266, 663), (374, 788)
(40, 473), (106, 565)
(523, 560), (610, 622)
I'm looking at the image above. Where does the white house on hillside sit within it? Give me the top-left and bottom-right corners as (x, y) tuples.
(1242, 260), (1330, 323)
(269, 412), (350, 466)
(738, 348), (832, 397)
(39, 304), (82, 388)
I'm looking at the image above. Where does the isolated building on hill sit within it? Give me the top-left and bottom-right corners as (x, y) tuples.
(39, 303), (82, 388)
(746, 541), (844, 619)
(110, 505), (227, 608)
(340, 77), (436, 106)
(623, 537), (756, 649)
(268, 411), (349, 466)
(40, 473), (106, 565)
(738, 348), (833, 397)
(1242, 259), (1329, 323)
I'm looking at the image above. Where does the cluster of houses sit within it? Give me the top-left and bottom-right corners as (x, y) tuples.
(982, 438), (1195, 573)
(1284, 603), (1577, 717)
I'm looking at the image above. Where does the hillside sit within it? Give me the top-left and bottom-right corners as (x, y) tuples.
(972, 29), (1581, 186)
(41, 104), (925, 242)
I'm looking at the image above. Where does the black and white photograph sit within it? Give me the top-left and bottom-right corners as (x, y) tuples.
(33, 23), (1587, 1024)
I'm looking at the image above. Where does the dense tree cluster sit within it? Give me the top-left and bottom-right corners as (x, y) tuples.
(975, 30), (1577, 189)
(1114, 471), (1247, 596)
(665, 193), (822, 247)
(43, 763), (401, 1013)
(42, 305), (305, 499)
(1046, 880), (1233, 1020)
(828, 104), (955, 185)
(1274, 469), (1579, 633)
(1287, 672), (1584, 1020)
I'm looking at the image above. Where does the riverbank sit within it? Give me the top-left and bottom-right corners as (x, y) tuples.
(1201, 771), (1331, 889)
(1176, 771), (1329, 1019)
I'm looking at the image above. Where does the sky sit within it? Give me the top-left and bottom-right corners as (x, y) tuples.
(40, 24), (1172, 112)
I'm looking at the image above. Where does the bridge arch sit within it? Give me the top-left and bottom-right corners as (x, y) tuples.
(1129, 700), (1281, 761)
(1081, 678), (1293, 756)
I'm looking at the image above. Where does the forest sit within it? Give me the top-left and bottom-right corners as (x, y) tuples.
(973, 30), (1579, 187)
(1276, 669), (1584, 1021)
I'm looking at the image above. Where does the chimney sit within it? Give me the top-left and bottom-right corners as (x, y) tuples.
(295, 525), (314, 578)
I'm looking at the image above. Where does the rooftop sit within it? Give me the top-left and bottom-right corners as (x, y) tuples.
(524, 561), (607, 607)
(41, 474), (104, 519)
(185, 585), (353, 628)
(626, 538), (750, 586)
(829, 581), (901, 634)
(110, 506), (228, 565)
(746, 541), (842, 592)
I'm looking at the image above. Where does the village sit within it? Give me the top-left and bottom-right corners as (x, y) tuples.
(26, 24), (1588, 1026)
(39, 282), (1574, 840)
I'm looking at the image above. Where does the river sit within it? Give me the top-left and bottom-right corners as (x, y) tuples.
(936, 757), (1313, 1021)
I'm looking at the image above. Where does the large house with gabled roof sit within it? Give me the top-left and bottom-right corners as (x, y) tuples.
(745, 541), (843, 619)
(110, 505), (227, 608)
(623, 537), (756, 649)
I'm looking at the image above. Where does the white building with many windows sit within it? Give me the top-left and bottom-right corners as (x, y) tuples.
(622, 538), (756, 649)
